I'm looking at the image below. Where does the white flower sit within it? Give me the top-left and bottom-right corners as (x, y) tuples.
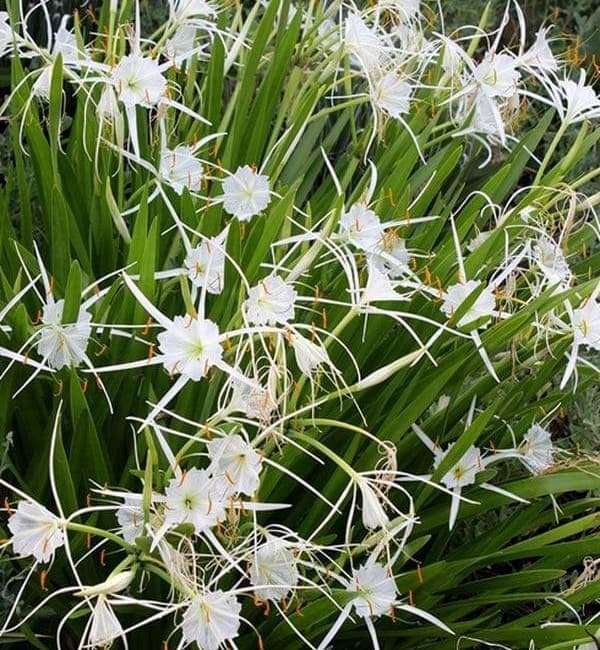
(8, 500), (64, 563)
(470, 91), (506, 142)
(290, 333), (329, 376)
(159, 145), (203, 194)
(164, 468), (227, 533)
(171, 0), (216, 21)
(184, 231), (226, 295)
(556, 70), (600, 125)
(32, 67), (52, 100)
(467, 231), (492, 252)
(339, 204), (383, 253)
(520, 424), (555, 474)
(112, 55), (167, 107)
(116, 497), (144, 543)
(441, 280), (496, 328)
(206, 434), (262, 497)
(348, 562), (396, 618)
(157, 315), (223, 381)
(228, 377), (277, 421)
(165, 24), (198, 61)
(434, 444), (482, 489)
(520, 28), (558, 72)
(473, 53), (520, 99)
(53, 17), (81, 64)
(36, 299), (92, 370)
(87, 596), (124, 647)
(97, 85), (121, 121)
(441, 37), (464, 77)
(357, 477), (389, 530)
(378, 0), (420, 20)
(373, 74), (412, 118)
(344, 13), (385, 73)
(222, 166), (271, 221)
(244, 275), (296, 325)
(249, 538), (299, 602)
(532, 237), (571, 287)
(362, 264), (400, 303)
(371, 232), (411, 277)
(0, 11), (14, 56)
(572, 299), (600, 350)
(78, 570), (135, 598)
(181, 590), (241, 650)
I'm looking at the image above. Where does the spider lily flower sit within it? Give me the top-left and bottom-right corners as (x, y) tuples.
(344, 12), (387, 76)
(29, 16), (88, 100)
(184, 227), (228, 295)
(376, 0), (421, 22)
(571, 299), (600, 349)
(206, 433), (262, 497)
(181, 589), (241, 650)
(473, 53), (521, 99)
(159, 144), (204, 195)
(518, 28), (558, 73)
(0, 11), (13, 57)
(77, 571), (134, 649)
(361, 264), (403, 304)
(84, 595), (125, 648)
(517, 424), (556, 474)
(97, 85), (121, 122)
(8, 500), (64, 563)
(349, 561), (396, 618)
(338, 204), (384, 254)
(357, 476), (390, 530)
(434, 444), (482, 490)
(224, 375), (278, 422)
(52, 16), (84, 65)
(108, 132), (219, 212)
(318, 559), (453, 649)
(157, 315), (223, 380)
(249, 537), (299, 602)
(372, 73), (412, 119)
(88, 273), (257, 426)
(0, 274), (54, 374)
(164, 468), (228, 533)
(316, 559), (396, 650)
(472, 91), (507, 143)
(165, 23), (200, 62)
(220, 165), (272, 221)
(290, 331), (331, 377)
(413, 425), (528, 530)
(438, 217), (500, 381)
(531, 236), (571, 289)
(36, 299), (93, 370)
(107, 49), (211, 155)
(561, 296), (600, 388)
(116, 497), (145, 543)
(551, 69), (600, 126)
(370, 231), (411, 278)
(440, 280), (496, 328)
(112, 54), (167, 108)
(244, 275), (297, 325)
(170, 0), (217, 23)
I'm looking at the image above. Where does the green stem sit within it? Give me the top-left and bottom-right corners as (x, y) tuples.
(534, 121), (567, 186)
(66, 522), (135, 553)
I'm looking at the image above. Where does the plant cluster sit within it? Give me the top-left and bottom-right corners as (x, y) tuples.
(0, 0), (599, 648)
